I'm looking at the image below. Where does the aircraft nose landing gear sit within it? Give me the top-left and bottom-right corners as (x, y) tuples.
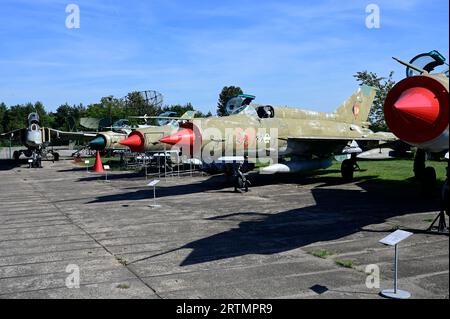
(341, 153), (360, 181)
(414, 149), (437, 193)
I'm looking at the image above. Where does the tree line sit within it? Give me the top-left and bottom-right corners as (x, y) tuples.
(0, 93), (213, 136)
(1, 72), (392, 145)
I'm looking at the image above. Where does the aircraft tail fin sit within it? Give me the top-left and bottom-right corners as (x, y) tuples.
(335, 85), (376, 125)
(180, 111), (197, 119)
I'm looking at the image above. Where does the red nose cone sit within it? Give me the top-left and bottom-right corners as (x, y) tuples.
(119, 132), (144, 153)
(384, 75), (449, 144)
(160, 128), (194, 146)
(393, 87), (440, 125)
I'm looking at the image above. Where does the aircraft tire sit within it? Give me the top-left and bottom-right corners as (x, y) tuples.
(53, 152), (60, 161)
(421, 166), (437, 191)
(341, 159), (354, 181)
(13, 151), (20, 162)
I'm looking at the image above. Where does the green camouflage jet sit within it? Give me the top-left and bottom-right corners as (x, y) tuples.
(155, 86), (396, 191)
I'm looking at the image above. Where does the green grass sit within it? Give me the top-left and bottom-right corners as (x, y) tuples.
(255, 158), (447, 184)
(79, 156), (124, 171)
(80, 156), (121, 166)
(116, 283), (130, 289)
(335, 259), (354, 269)
(323, 159), (447, 183)
(116, 256), (128, 266)
(309, 249), (334, 259)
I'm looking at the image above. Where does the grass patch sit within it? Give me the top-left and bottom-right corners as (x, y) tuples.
(116, 257), (128, 266)
(116, 283), (130, 289)
(309, 249), (334, 259)
(335, 259), (354, 269)
(390, 224), (401, 231)
(322, 159), (447, 183)
(423, 218), (434, 223)
(78, 156), (124, 171)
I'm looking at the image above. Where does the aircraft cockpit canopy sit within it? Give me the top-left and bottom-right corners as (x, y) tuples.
(226, 94), (256, 115)
(157, 111), (179, 127)
(407, 50), (448, 78)
(28, 113), (40, 126)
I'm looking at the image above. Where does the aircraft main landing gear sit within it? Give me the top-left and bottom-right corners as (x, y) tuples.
(233, 163), (251, 193)
(414, 149), (437, 192)
(13, 150), (21, 162)
(52, 152), (60, 162)
(341, 154), (360, 181)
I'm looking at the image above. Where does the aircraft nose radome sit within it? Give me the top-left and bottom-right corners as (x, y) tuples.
(393, 87), (440, 125)
(119, 134), (144, 152)
(160, 128), (194, 146)
(89, 136), (106, 149)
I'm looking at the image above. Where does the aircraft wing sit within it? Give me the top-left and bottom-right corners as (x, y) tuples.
(0, 129), (23, 139)
(130, 111), (197, 121)
(47, 128), (97, 140)
(284, 132), (397, 142)
(282, 132), (398, 156)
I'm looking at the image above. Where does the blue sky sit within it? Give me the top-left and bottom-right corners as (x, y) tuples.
(0, 0), (448, 113)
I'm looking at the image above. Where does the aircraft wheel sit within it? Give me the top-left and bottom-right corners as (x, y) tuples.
(421, 166), (437, 191)
(13, 151), (20, 162)
(443, 179), (449, 216)
(341, 159), (354, 181)
(53, 152), (60, 161)
(234, 175), (249, 193)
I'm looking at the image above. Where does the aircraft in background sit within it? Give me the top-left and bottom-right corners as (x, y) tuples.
(0, 112), (96, 167)
(87, 112), (189, 152)
(155, 86), (396, 191)
(119, 111), (197, 152)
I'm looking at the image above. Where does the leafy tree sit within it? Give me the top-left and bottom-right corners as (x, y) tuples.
(125, 91), (161, 117)
(197, 111), (212, 118)
(52, 103), (87, 131)
(33, 101), (54, 128)
(0, 102), (6, 134)
(161, 103), (194, 116)
(4, 103), (34, 131)
(353, 71), (396, 132)
(217, 86), (243, 116)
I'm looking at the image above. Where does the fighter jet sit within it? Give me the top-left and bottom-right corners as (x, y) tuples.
(0, 112), (96, 167)
(118, 111), (198, 165)
(156, 86), (396, 191)
(383, 50), (449, 231)
(384, 50), (448, 186)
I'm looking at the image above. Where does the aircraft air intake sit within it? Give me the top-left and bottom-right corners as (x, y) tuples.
(119, 131), (145, 153)
(89, 136), (107, 150)
(384, 75), (449, 152)
(159, 128), (195, 147)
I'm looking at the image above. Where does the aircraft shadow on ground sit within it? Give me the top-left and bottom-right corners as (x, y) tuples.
(77, 171), (146, 181)
(0, 159), (18, 170)
(176, 180), (442, 266)
(120, 175), (444, 266)
(86, 169), (428, 204)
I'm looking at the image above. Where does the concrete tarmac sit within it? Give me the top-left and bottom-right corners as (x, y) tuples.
(0, 160), (448, 299)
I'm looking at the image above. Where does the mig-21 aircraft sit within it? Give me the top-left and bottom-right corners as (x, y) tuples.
(153, 86), (396, 191)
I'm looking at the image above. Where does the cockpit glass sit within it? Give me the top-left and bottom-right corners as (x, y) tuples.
(238, 105), (258, 117)
(28, 113), (40, 124)
(407, 50), (447, 77)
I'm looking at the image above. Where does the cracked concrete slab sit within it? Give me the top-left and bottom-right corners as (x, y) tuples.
(0, 159), (448, 299)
